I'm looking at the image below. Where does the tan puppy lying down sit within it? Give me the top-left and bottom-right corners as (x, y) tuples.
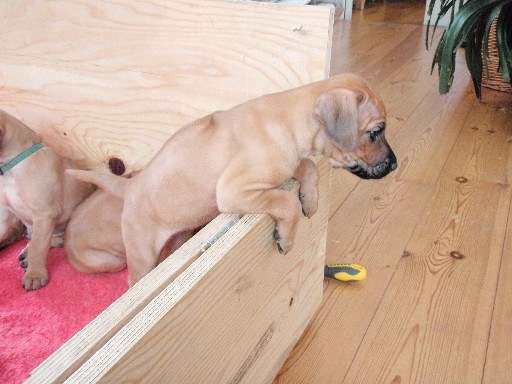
(69, 73), (397, 287)
(65, 188), (193, 274)
(0, 110), (93, 290)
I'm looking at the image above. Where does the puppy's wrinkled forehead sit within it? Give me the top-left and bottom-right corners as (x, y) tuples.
(330, 74), (386, 120)
(351, 82), (386, 119)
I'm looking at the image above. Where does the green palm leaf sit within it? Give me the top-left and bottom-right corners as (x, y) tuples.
(482, 6), (503, 78)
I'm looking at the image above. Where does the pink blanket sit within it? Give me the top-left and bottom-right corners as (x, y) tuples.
(0, 240), (128, 383)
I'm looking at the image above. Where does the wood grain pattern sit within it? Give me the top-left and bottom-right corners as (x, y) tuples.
(0, 0), (332, 171)
(63, 158), (331, 384)
(341, 92), (512, 384)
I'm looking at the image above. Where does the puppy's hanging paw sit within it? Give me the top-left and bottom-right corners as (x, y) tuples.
(273, 226), (292, 255)
(273, 227), (280, 241)
(18, 245), (29, 270)
(298, 190), (318, 219)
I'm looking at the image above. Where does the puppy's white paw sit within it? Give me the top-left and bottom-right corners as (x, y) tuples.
(22, 269), (48, 291)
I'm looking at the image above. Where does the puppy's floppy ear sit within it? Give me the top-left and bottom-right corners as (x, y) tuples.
(313, 89), (361, 152)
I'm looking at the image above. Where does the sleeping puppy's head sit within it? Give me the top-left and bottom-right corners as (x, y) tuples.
(314, 74), (397, 179)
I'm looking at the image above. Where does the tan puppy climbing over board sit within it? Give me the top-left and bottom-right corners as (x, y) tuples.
(69, 73), (397, 287)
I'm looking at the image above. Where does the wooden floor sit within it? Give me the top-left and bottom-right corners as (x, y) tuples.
(353, 0), (426, 25)
(275, 7), (512, 384)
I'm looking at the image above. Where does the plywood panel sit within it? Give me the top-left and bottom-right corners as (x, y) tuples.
(0, 0), (333, 170)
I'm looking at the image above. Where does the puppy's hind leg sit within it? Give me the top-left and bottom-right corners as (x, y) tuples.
(121, 211), (172, 287)
(67, 248), (126, 274)
(158, 229), (195, 264)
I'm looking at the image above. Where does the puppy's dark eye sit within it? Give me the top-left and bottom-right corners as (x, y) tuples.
(368, 124), (385, 143)
(368, 130), (379, 142)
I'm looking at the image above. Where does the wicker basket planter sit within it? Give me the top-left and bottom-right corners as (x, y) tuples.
(482, 17), (512, 93)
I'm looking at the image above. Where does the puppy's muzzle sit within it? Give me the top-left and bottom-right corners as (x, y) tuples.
(349, 149), (397, 180)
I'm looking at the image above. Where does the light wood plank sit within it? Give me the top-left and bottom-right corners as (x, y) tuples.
(62, 159), (331, 384)
(0, 0), (332, 86)
(341, 91), (512, 384)
(0, 0), (332, 171)
(331, 22), (418, 78)
(276, 99), (475, 383)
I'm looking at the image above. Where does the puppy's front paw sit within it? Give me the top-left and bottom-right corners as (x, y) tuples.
(22, 269), (48, 291)
(299, 191), (318, 218)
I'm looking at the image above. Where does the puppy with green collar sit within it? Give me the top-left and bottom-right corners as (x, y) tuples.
(0, 110), (93, 290)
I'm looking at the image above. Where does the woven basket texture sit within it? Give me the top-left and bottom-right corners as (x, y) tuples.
(482, 16), (512, 93)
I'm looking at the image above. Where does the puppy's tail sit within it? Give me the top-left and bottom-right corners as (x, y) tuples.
(66, 169), (128, 199)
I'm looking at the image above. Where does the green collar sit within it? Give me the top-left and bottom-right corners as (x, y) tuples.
(0, 143), (44, 175)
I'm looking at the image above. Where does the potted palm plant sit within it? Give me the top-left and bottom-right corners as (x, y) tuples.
(426, 0), (512, 99)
